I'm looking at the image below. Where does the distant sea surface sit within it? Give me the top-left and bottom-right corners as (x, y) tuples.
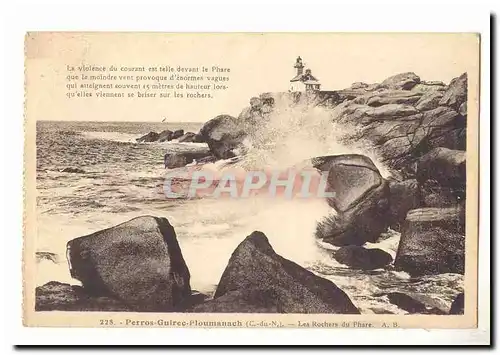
(35, 120), (463, 314)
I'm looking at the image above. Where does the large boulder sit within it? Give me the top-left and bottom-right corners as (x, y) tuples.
(192, 289), (281, 313)
(417, 147), (466, 192)
(171, 129), (185, 140)
(333, 246), (393, 270)
(379, 72), (421, 90)
(66, 216), (191, 311)
(157, 130), (173, 142)
(415, 91), (444, 111)
(177, 132), (196, 143)
(449, 292), (464, 314)
(35, 281), (132, 311)
(439, 73), (467, 111)
(382, 292), (447, 315)
(136, 131), (159, 143)
(314, 154), (390, 246)
(199, 115), (247, 159)
(192, 133), (205, 143)
(420, 107), (466, 151)
(387, 179), (420, 229)
(194, 232), (360, 314)
(394, 207), (465, 276)
(420, 179), (462, 207)
(164, 151), (213, 169)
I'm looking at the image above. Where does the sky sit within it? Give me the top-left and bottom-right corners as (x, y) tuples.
(26, 32), (479, 122)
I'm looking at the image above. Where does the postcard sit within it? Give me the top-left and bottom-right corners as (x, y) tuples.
(23, 32), (479, 329)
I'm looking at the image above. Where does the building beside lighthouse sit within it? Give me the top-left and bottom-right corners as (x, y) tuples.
(289, 56), (321, 92)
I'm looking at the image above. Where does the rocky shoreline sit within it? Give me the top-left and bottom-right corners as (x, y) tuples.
(36, 71), (467, 314)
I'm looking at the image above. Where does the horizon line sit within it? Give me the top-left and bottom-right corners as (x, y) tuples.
(36, 119), (206, 123)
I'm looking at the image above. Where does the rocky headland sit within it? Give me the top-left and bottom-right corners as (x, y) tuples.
(37, 72), (467, 314)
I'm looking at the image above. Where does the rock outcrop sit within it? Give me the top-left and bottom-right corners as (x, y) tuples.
(136, 131), (160, 143)
(439, 73), (468, 111)
(314, 154), (390, 246)
(66, 216), (191, 311)
(333, 246), (393, 270)
(157, 130), (173, 142)
(171, 129), (185, 140)
(419, 180), (461, 208)
(416, 147), (466, 192)
(394, 207), (465, 276)
(449, 292), (465, 314)
(379, 72), (421, 91)
(387, 179), (420, 230)
(238, 93), (278, 124)
(333, 73), (467, 174)
(198, 115), (248, 159)
(35, 281), (132, 312)
(136, 128), (198, 143)
(415, 90), (444, 111)
(164, 151), (213, 169)
(194, 232), (360, 314)
(382, 292), (447, 315)
(177, 132), (197, 143)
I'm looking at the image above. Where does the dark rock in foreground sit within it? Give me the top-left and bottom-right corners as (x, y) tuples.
(449, 292), (464, 314)
(383, 292), (447, 315)
(66, 216), (191, 312)
(193, 231), (359, 314)
(36, 281), (208, 312)
(394, 207), (465, 276)
(35, 281), (132, 311)
(369, 307), (396, 315)
(314, 154), (390, 246)
(193, 289), (281, 313)
(333, 246), (393, 270)
(198, 115), (247, 159)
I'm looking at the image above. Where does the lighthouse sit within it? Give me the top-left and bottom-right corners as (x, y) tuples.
(289, 56), (321, 92)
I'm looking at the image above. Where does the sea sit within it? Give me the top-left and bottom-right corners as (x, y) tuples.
(35, 119), (463, 314)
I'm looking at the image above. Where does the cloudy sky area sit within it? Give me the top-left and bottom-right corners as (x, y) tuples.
(27, 32), (479, 122)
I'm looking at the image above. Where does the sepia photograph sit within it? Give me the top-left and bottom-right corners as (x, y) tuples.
(23, 32), (480, 330)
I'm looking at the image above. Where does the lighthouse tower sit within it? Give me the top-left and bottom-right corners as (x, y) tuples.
(289, 56), (321, 92)
(294, 56), (304, 76)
